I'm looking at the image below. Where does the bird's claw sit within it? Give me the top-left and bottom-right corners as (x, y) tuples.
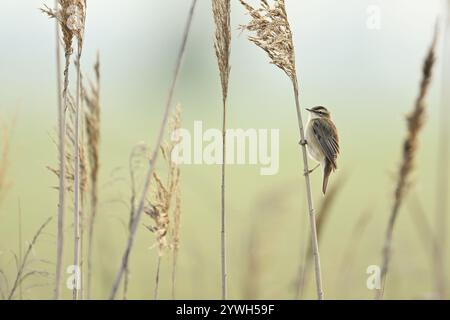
(299, 139), (307, 146)
(304, 163), (320, 176)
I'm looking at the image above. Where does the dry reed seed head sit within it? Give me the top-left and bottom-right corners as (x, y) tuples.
(42, 0), (86, 54)
(145, 107), (182, 256)
(48, 91), (87, 193)
(213, 0), (232, 100)
(83, 57), (101, 189)
(239, 0), (296, 80)
(395, 27), (437, 202)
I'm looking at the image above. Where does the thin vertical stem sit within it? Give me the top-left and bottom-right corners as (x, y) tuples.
(18, 199), (23, 300)
(221, 97), (227, 300)
(109, 0), (198, 299)
(154, 256), (162, 300)
(171, 252), (178, 299)
(54, 0), (65, 300)
(292, 79), (324, 300)
(73, 48), (82, 301)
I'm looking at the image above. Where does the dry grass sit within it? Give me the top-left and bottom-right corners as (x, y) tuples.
(376, 23), (438, 300)
(7, 217), (52, 300)
(239, 0), (296, 80)
(240, 0), (324, 299)
(42, 0), (87, 299)
(109, 0), (197, 300)
(144, 107), (182, 300)
(212, 0), (231, 300)
(82, 54), (101, 300)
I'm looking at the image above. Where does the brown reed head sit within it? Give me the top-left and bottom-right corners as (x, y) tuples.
(213, 0), (231, 101)
(145, 107), (182, 257)
(239, 0), (296, 80)
(48, 92), (87, 193)
(395, 26), (437, 204)
(42, 0), (86, 54)
(377, 22), (438, 300)
(83, 54), (101, 199)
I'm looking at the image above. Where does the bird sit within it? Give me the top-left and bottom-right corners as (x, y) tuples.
(301, 106), (340, 194)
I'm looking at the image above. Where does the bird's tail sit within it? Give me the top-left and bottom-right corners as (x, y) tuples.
(322, 160), (333, 194)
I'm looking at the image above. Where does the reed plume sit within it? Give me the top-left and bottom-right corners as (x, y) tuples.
(376, 24), (438, 300)
(42, 0), (86, 299)
(212, 0), (231, 300)
(169, 106), (182, 300)
(144, 107), (181, 300)
(109, 0), (197, 300)
(83, 54), (101, 300)
(239, 0), (324, 299)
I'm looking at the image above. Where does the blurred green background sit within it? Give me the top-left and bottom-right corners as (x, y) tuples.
(0, 0), (449, 299)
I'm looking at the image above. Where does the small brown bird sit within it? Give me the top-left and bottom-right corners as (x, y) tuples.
(303, 106), (340, 194)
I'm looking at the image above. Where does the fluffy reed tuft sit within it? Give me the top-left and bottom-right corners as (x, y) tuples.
(240, 0), (324, 299)
(145, 107), (182, 300)
(82, 54), (101, 300)
(212, 0), (231, 300)
(213, 0), (231, 102)
(239, 0), (296, 80)
(49, 93), (87, 193)
(42, 0), (86, 98)
(377, 24), (438, 300)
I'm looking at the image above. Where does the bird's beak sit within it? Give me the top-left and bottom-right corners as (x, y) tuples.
(306, 108), (312, 112)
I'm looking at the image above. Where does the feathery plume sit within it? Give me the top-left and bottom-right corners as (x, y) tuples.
(83, 54), (101, 300)
(376, 23), (438, 300)
(212, 0), (231, 300)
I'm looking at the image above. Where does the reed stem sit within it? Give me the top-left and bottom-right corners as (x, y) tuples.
(292, 79), (324, 300)
(109, 0), (198, 299)
(54, 0), (65, 299)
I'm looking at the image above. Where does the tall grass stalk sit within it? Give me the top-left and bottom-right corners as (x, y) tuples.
(212, 0), (231, 300)
(376, 23), (438, 300)
(53, 0), (65, 300)
(72, 1), (87, 299)
(109, 0), (197, 299)
(239, 0), (324, 299)
(83, 55), (101, 300)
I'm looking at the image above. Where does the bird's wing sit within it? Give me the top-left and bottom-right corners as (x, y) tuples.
(311, 118), (340, 169)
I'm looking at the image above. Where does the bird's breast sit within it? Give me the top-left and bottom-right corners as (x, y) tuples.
(305, 121), (325, 163)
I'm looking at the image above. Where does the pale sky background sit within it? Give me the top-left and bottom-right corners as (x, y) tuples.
(0, 0), (446, 118)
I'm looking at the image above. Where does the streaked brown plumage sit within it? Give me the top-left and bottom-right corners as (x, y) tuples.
(305, 106), (340, 194)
